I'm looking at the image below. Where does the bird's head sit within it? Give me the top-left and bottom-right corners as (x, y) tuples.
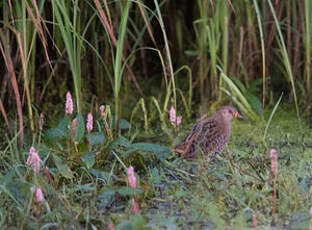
(218, 105), (242, 122)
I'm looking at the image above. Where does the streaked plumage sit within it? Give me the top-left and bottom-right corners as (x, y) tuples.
(175, 105), (240, 160)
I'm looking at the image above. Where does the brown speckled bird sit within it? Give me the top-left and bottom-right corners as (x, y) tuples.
(175, 105), (241, 160)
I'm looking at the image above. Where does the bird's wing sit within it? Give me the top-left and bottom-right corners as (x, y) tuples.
(175, 115), (208, 158)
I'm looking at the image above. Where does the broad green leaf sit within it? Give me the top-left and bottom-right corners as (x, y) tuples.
(45, 117), (70, 140)
(75, 113), (85, 143)
(111, 117), (131, 130)
(74, 183), (96, 192)
(80, 152), (95, 169)
(248, 79), (262, 94)
(98, 187), (116, 199)
(45, 127), (66, 140)
(53, 155), (73, 179)
(90, 169), (110, 181)
(110, 136), (131, 150)
(245, 92), (263, 115)
(89, 132), (105, 146)
(57, 117), (70, 132)
(117, 215), (148, 230)
(120, 119), (131, 130)
(118, 186), (143, 196)
(231, 77), (247, 94)
(123, 143), (171, 161)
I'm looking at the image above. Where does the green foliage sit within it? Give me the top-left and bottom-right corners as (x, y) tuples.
(1, 103), (312, 229)
(75, 113), (85, 143)
(53, 154), (73, 178)
(89, 132), (105, 146)
(45, 117), (70, 140)
(80, 152), (95, 169)
(219, 68), (260, 121)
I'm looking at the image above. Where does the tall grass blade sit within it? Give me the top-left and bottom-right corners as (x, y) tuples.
(114, 0), (131, 133)
(218, 66), (259, 121)
(263, 92), (283, 141)
(267, 0), (299, 117)
(253, 0), (266, 106)
(52, 0), (82, 112)
(153, 0), (176, 111)
(94, 0), (143, 95)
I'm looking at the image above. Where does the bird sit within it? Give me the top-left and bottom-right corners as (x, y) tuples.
(175, 105), (241, 160)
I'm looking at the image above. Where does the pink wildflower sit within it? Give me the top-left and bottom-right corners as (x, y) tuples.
(176, 116), (182, 126)
(252, 214), (257, 228)
(71, 118), (77, 138)
(35, 188), (44, 202)
(99, 105), (105, 120)
(310, 207), (312, 215)
(170, 106), (182, 126)
(170, 106), (176, 125)
(127, 166), (137, 188)
(65, 91), (73, 115)
(108, 223), (115, 230)
(26, 146), (41, 173)
(31, 187), (44, 203)
(270, 149), (278, 178)
(39, 113), (44, 131)
(86, 112), (93, 133)
(132, 198), (140, 214)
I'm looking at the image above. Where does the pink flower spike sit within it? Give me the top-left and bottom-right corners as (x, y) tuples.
(35, 188), (44, 202)
(65, 91), (73, 115)
(86, 112), (93, 133)
(108, 223), (115, 230)
(127, 166), (137, 188)
(176, 116), (182, 126)
(31, 187), (44, 203)
(310, 207), (312, 215)
(270, 149), (278, 178)
(170, 106), (176, 125)
(26, 146), (41, 173)
(132, 198), (140, 214)
(99, 105), (105, 119)
(71, 118), (77, 138)
(252, 214), (257, 228)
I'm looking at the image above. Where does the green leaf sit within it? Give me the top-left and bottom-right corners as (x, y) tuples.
(53, 155), (73, 179)
(117, 215), (148, 230)
(118, 186), (143, 197)
(45, 117), (70, 140)
(110, 136), (131, 150)
(124, 143), (171, 162)
(80, 152), (95, 169)
(248, 79), (262, 94)
(120, 119), (131, 130)
(90, 169), (110, 181)
(231, 77), (247, 94)
(45, 128), (66, 140)
(75, 113), (85, 143)
(245, 92), (263, 115)
(89, 132), (105, 146)
(111, 117), (131, 130)
(98, 187), (116, 199)
(74, 183), (96, 192)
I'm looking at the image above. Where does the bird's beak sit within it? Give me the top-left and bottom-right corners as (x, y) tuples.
(234, 111), (243, 119)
